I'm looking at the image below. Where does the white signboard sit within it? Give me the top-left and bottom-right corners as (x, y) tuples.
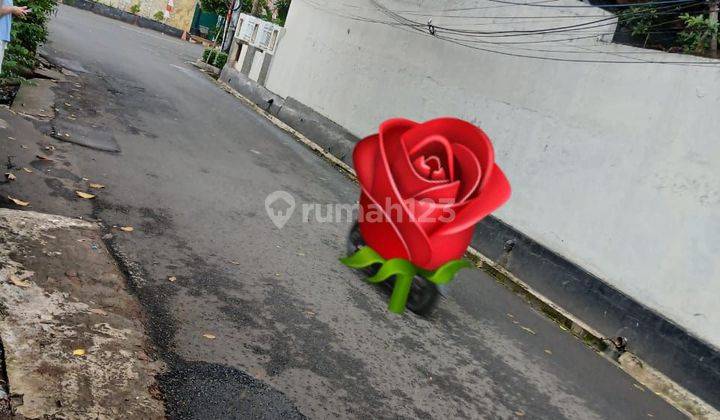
(235, 14), (258, 43)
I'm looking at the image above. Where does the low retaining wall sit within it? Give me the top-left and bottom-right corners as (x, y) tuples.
(65, 0), (184, 38)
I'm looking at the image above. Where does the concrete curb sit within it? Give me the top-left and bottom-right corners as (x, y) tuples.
(466, 249), (718, 419)
(210, 71), (719, 419)
(219, 67), (358, 166)
(192, 59), (221, 76)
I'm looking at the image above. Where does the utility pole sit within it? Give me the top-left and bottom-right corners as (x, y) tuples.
(711, 0), (719, 57)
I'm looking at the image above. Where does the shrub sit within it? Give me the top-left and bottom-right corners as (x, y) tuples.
(202, 47), (212, 62)
(618, 6), (660, 38)
(1, 0), (58, 77)
(213, 52), (228, 69)
(153, 11), (164, 21)
(129, 2), (141, 14)
(206, 49), (217, 65)
(678, 13), (719, 54)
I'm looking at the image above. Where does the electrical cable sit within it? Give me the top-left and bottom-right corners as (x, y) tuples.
(371, 0), (720, 64)
(300, 0), (720, 65)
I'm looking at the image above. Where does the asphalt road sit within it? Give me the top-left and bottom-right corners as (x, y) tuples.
(4, 5), (686, 419)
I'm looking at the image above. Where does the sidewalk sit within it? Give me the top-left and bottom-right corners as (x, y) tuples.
(0, 98), (164, 416)
(0, 208), (164, 418)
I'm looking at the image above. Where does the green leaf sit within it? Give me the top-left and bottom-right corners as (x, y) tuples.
(367, 258), (416, 284)
(339, 246), (384, 269)
(419, 259), (473, 285)
(340, 247), (472, 314)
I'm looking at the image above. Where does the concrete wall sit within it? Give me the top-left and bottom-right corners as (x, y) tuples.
(99, 0), (196, 30)
(263, 0), (720, 348)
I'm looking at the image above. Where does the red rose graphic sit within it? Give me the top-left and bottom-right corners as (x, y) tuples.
(353, 118), (511, 270)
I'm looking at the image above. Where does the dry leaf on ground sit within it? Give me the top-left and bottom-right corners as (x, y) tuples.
(89, 308), (108, 316)
(202, 333), (216, 340)
(4, 172), (16, 181)
(8, 196), (29, 206)
(9, 274), (31, 288)
(89, 183), (105, 189)
(76, 191), (96, 199)
(119, 226), (134, 232)
(520, 326), (536, 335)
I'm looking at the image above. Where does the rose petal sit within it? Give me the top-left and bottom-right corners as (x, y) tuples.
(413, 180), (460, 203)
(369, 119), (435, 266)
(390, 140), (447, 198)
(404, 196), (455, 236)
(379, 119), (440, 198)
(405, 134), (455, 181)
(413, 156), (432, 178)
(358, 192), (410, 260)
(404, 118), (495, 188)
(437, 164), (511, 236)
(424, 227), (476, 270)
(409, 180), (460, 236)
(353, 134), (381, 194)
(453, 143), (482, 202)
(430, 166), (446, 181)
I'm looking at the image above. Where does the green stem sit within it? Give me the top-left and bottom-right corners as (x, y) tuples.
(388, 273), (413, 314)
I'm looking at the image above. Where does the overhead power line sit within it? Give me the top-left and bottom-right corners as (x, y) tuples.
(300, 0), (720, 65)
(486, 0), (699, 8)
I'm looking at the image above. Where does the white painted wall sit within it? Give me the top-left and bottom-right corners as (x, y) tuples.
(249, 49), (265, 81)
(265, 0), (720, 348)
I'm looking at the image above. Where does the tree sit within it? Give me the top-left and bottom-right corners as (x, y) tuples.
(199, 0), (232, 16)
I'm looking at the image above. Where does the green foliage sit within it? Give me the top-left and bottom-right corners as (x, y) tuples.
(238, 0), (292, 26)
(129, 2), (141, 14)
(202, 47), (213, 62)
(206, 49), (217, 64)
(153, 10), (165, 21)
(213, 51), (228, 68)
(254, 0), (290, 25)
(200, 0), (231, 16)
(274, 0), (291, 26)
(239, 0), (252, 12)
(1, 0), (58, 78)
(616, 4), (720, 56)
(618, 5), (660, 37)
(678, 13), (719, 54)
(255, 0), (272, 21)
